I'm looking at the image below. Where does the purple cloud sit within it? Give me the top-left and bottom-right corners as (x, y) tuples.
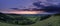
(32, 0), (60, 14)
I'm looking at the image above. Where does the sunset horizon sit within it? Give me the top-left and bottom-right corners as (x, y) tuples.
(0, 10), (44, 14)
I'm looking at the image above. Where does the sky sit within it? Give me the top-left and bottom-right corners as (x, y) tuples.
(0, 0), (60, 14)
(0, 0), (35, 10)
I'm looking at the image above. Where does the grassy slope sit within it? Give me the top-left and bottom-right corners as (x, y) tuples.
(0, 15), (60, 26)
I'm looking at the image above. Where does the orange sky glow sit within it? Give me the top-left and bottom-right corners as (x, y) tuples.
(1, 11), (44, 14)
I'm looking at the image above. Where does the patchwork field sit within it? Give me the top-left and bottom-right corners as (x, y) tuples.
(0, 13), (60, 26)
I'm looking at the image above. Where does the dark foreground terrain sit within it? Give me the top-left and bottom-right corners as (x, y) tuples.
(0, 12), (60, 26)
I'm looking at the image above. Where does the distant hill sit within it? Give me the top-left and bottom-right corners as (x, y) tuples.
(0, 12), (55, 25)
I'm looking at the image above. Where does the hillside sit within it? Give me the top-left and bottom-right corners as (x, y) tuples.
(0, 12), (60, 26)
(0, 14), (60, 26)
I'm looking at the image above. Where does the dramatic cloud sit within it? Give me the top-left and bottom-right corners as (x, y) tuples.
(32, 0), (60, 13)
(0, 0), (60, 14)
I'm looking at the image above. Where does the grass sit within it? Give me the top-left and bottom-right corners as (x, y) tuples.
(0, 15), (60, 26)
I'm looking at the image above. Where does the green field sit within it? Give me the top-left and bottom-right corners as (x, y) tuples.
(0, 14), (60, 26)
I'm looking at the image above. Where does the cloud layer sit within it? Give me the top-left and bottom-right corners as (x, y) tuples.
(0, 0), (60, 14)
(32, 0), (60, 13)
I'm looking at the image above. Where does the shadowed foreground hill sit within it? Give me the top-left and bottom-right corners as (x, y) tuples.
(0, 13), (60, 26)
(0, 13), (40, 25)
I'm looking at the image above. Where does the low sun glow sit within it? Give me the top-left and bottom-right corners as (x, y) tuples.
(2, 11), (44, 14)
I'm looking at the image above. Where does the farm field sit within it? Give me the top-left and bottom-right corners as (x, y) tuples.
(0, 13), (60, 26)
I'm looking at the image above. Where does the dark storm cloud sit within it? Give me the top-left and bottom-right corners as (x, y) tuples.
(33, 1), (45, 8)
(43, 6), (60, 13)
(10, 8), (18, 10)
(33, 1), (41, 7)
(10, 8), (20, 11)
(32, 0), (60, 14)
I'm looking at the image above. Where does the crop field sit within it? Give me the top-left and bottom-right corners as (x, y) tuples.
(0, 13), (60, 26)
